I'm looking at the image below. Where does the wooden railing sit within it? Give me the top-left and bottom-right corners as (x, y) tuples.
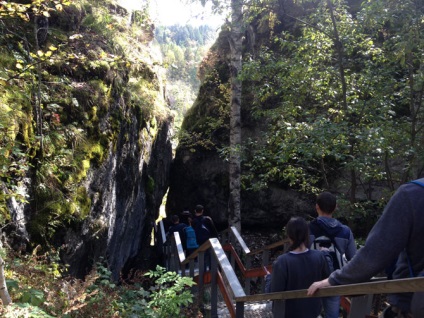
(235, 277), (424, 318)
(220, 227), (290, 294)
(159, 221), (424, 318)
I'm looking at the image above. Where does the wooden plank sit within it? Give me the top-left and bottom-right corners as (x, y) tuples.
(236, 277), (424, 302)
(217, 271), (236, 318)
(173, 232), (186, 264)
(230, 226), (250, 254)
(235, 301), (244, 318)
(181, 240), (212, 265)
(249, 239), (290, 255)
(159, 220), (167, 244)
(210, 238), (246, 298)
(210, 257), (218, 318)
(348, 295), (374, 318)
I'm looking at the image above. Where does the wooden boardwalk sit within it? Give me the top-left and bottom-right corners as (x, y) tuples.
(216, 302), (273, 318)
(162, 223), (424, 318)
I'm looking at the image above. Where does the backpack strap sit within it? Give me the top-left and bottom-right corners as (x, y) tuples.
(313, 221), (339, 248)
(410, 178), (424, 188)
(311, 220), (346, 269)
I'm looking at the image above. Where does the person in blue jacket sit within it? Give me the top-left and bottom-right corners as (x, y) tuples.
(309, 191), (357, 318)
(308, 179), (424, 318)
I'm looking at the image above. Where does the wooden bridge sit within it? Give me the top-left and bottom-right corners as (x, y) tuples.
(159, 222), (424, 318)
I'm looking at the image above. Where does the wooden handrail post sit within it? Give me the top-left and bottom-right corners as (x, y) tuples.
(261, 250), (270, 293)
(189, 258), (196, 294)
(236, 301), (245, 318)
(245, 255), (251, 294)
(230, 232), (236, 269)
(348, 295), (374, 318)
(170, 238), (176, 272)
(198, 250), (205, 311)
(210, 254), (218, 318)
(159, 220), (166, 245)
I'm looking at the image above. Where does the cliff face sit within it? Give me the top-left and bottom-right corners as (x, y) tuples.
(167, 146), (313, 230)
(165, 25), (314, 229)
(63, 113), (173, 280)
(165, 8), (314, 229)
(1, 0), (172, 279)
(52, 3), (173, 280)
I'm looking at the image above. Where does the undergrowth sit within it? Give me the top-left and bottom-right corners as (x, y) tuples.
(0, 248), (201, 317)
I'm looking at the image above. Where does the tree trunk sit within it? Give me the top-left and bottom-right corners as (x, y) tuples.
(33, 16), (44, 157)
(0, 255), (12, 306)
(228, 0), (243, 232)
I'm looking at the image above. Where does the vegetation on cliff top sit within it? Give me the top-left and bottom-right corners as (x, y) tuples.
(0, 0), (168, 244)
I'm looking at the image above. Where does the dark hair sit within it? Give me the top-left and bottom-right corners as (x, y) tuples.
(316, 192), (337, 214)
(171, 215), (179, 223)
(195, 205), (204, 213)
(286, 216), (310, 251)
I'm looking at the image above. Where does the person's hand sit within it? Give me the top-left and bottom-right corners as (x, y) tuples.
(307, 278), (330, 296)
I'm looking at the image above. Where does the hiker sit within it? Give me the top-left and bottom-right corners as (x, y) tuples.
(307, 178), (424, 318)
(192, 204), (218, 270)
(309, 191), (357, 318)
(166, 215), (188, 250)
(270, 216), (331, 318)
(179, 208), (192, 226)
(184, 216), (199, 257)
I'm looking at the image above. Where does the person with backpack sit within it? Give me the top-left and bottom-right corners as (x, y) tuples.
(270, 216), (331, 318)
(309, 192), (357, 318)
(166, 215), (188, 251)
(307, 178), (424, 318)
(192, 204), (218, 270)
(184, 217), (198, 257)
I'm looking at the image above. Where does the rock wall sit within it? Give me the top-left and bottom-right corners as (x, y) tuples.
(63, 113), (173, 280)
(1, 0), (173, 280)
(166, 3), (329, 230)
(167, 147), (314, 231)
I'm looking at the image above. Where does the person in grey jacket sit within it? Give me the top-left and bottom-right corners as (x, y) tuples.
(307, 179), (424, 317)
(309, 191), (357, 318)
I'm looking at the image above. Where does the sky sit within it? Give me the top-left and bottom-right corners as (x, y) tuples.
(118, 0), (226, 27)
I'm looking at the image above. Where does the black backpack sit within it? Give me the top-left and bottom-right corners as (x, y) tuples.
(312, 236), (345, 272)
(194, 216), (210, 245)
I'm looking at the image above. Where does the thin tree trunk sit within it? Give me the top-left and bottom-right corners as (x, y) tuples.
(402, 52), (419, 183)
(327, 0), (357, 203)
(0, 255), (12, 306)
(33, 16), (44, 157)
(228, 0), (243, 232)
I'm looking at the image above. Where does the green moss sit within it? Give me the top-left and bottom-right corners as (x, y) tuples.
(146, 176), (155, 195)
(149, 117), (158, 137)
(73, 186), (91, 219)
(88, 60), (111, 79)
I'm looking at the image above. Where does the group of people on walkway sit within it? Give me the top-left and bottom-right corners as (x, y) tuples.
(166, 204), (218, 268)
(268, 178), (424, 318)
(267, 191), (355, 318)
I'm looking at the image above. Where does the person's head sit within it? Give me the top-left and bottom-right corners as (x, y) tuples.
(286, 216), (310, 251)
(171, 214), (179, 224)
(316, 192), (337, 215)
(195, 204), (204, 215)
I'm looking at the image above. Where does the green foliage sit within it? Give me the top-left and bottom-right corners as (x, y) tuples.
(0, 0), (169, 245)
(3, 303), (55, 318)
(154, 24), (218, 133)
(178, 67), (231, 151)
(144, 266), (196, 317)
(76, 262), (196, 318)
(238, 0), (424, 211)
(3, 249), (197, 318)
